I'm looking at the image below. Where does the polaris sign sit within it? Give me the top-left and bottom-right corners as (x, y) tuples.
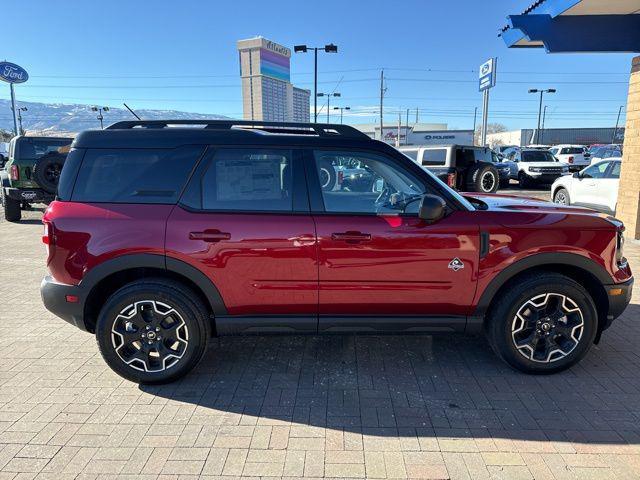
(478, 58), (496, 92)
(0, 62), (29, 84)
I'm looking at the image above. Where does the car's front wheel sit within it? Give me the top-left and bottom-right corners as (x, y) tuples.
(518, 172), (530, 188)
(2, 189), (21, 222)
(553, 188), (570, 206)
(96, 279), (210, 384)
(486, 272), (598, 374)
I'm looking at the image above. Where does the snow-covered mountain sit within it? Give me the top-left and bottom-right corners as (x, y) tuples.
(0, 99), (230, 135)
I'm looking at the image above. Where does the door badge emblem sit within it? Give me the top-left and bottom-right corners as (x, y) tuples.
(448, 258), (464, 272)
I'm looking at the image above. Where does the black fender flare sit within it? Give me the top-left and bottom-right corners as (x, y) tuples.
(467, 252), (612, 333)
(80, 253), (227, 315)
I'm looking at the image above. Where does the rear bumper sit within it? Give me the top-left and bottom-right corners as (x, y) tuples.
(40, 276), (89, 332)
(4, 187), (54, 203)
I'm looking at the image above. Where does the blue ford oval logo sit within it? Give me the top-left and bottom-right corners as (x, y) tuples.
(0, 62), (29, 84)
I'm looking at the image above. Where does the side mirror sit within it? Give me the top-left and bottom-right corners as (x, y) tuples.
(572, 171), (581, 178)
(418, 194), (446, 224)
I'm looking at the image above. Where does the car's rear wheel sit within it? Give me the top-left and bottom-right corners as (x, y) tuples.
(95, 279), (210, 384)
(486, 272), (597, 374)
(553, 188), (570, 206)
(2, 189), (21, 222)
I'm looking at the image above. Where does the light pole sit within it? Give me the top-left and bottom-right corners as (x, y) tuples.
(16, 107), (27, 135)
(333, 106), (350, 124)
(293, 43), (338, 123)
(317, 92), (340, 123)
(91, 106), (110, 129)
(528, 88), (556, 144)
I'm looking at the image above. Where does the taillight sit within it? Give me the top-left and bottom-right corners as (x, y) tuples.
(42, 222), (55, 245)
(10, 164), (19, 180)
(447, 172), (457, 188)
(567, 156), (574, 163)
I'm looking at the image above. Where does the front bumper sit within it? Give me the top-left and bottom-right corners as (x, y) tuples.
(523, 172), (565, 184)
(41, 276), (89, 332)
(4, 187), (54, 203)
(601, 277), (634, 332)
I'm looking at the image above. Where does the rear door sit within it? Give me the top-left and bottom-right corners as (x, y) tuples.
(307, 148), (480, 332)
(165, 147), (318, 331)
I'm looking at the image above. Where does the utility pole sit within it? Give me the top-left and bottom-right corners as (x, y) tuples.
(379, 70), (385, 141)
(612, 105), (624, 143)
(415, 107), (419, 124)
(405, 108), (410, 145)
(472, 106), (478, 143)
(396, 111), (402, 148)
(541, 105), (548, 144)
(528, 88), (556, 143)
(17, 107), (27, 135)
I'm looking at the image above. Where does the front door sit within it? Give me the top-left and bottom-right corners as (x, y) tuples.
(165, 147), (318, 332)
(308, 149), (480, 332)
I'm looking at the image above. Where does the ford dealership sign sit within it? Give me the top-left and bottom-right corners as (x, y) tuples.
(0, 62), (29, 84)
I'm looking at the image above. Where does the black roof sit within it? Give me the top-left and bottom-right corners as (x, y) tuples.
(73, 120), (376, 149)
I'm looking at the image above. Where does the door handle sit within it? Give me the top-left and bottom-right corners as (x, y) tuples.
(189, 230), (231, 242)
(331, 231), (372, 243)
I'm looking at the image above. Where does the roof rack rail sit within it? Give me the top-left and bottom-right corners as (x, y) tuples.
(106, 119), (371, 140)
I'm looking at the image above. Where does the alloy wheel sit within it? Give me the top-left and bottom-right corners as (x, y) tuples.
(554, 191), (568, 205)
(511, 293), (584, 363)
(111, 300), (189, 372)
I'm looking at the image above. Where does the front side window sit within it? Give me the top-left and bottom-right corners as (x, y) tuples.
(202, 149), (293, 211)
(314, 150), (427, 215)
(581, 161), (610, 179)
(608, 162), (621, 179)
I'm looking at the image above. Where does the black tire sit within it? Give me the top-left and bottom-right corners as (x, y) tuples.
(486, 272), (598, 374)
(33, 153), (65, 194)
(95, 278), (211, 384)
(518, 172), (530, 189)
(468, 164), (499, 193)
(2, 189), (21, 222)
(553, 187), (570, 206)
(318, 159), (337, 191)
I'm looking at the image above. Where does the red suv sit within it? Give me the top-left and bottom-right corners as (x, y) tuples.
(41, 120), (633, 383)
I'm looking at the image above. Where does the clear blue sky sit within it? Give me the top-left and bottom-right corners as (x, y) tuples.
(2, 0), (634, 130)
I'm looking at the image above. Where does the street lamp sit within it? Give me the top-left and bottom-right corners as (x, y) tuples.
(528, 89), (556, 144)
(16, 107), (27, 135)
(333, 106), (350, 124)
(293, 43), (338, 123)
(91, 106), (110, 129)
(317, 92), (340, 123)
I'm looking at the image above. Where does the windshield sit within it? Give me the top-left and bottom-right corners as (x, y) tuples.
(521, 150), (556, 162)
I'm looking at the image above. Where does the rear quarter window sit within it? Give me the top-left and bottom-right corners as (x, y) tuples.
(71, 146), (203, 204)
(420, 148), (447, 166)
(56, 148), (85, 201)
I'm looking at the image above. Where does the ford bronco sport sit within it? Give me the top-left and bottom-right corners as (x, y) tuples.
(41, 120), (633, 384)
(1, 135), (73, 221)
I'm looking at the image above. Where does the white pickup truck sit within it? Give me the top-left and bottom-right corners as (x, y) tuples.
(548, 144), (589, 171)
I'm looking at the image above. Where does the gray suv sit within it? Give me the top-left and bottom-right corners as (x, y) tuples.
(398, 144), (504, 193)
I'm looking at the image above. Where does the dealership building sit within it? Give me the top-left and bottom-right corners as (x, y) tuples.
(487, 127), (625, 147)
(237, 37), (310, 122)
(353, 123), (474, 146)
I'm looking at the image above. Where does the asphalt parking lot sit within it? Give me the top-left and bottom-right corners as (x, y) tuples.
(1, 191), (639, 480)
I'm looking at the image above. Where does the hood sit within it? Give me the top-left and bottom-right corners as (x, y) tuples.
(521, 161), (568, 168)
(464, 193), (597, 215)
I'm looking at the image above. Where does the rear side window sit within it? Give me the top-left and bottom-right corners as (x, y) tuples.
(201, 149), (293, 211)
(420, 148), (447, 166)
(15, 137), (72, 161)
(57, 148), (85, 201)
(71, 146), (203, 204)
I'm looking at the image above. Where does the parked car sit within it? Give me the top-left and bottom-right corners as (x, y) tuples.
(589, 144), (623, 164)
(41, 120), (632, 383)
(508, 148), (569, 187)
(551, 158), (621, 214)
(1, 135), (73, 221)
(398, 144), (500, 193)
(525, 144), (551, 150)
(548, 144), (589, 172)
(495, 145), (519, 156)
(0, 142), (8, 169)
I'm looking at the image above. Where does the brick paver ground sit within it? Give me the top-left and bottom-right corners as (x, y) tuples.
(1, 201), (639, 479)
